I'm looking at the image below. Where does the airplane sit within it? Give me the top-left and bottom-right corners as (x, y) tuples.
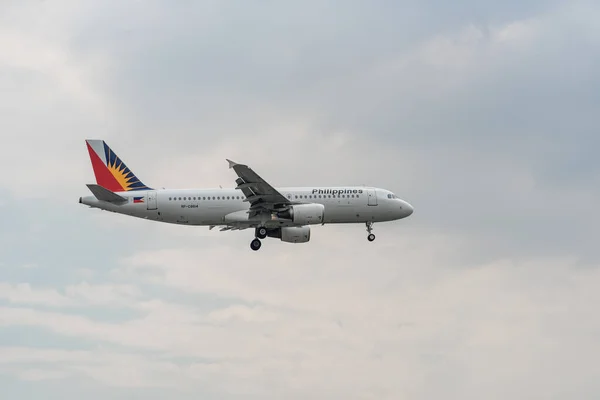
(79, 140), (414, 250)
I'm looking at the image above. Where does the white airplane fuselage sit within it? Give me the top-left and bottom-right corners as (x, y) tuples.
(80, 186), (414, 227)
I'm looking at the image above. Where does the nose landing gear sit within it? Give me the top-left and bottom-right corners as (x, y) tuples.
(366, 222), (375, 242)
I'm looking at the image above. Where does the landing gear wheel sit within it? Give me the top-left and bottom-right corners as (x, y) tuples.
(256, 227), (267, 239)
(366, 221), (375, 242)
(250, 238), (262, 251)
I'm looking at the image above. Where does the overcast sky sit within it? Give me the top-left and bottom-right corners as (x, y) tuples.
(1, 1), (600, 399)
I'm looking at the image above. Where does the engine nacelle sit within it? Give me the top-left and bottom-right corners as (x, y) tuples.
(280, 226), (311, 243)
(277, 204), (324, 225)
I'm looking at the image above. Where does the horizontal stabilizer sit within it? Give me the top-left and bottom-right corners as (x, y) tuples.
(86, 184), (128, 204)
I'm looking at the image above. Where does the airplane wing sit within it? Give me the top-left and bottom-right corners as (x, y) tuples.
(226, 159), (291, 217)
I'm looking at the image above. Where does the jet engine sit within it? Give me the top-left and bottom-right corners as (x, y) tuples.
(267, 226), (310, 243)
(277, 204), (324, 225)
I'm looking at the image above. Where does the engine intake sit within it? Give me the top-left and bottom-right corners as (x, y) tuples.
(277, 203), (324, 225)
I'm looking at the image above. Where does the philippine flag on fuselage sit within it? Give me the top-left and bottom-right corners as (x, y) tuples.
(133, 196), (144, 203)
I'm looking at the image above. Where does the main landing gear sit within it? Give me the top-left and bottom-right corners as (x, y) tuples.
(256, 226), (267, 239)
(251, 226), (267, 251)
(250, 238), (262, 251)
(366, 222), (376, 242)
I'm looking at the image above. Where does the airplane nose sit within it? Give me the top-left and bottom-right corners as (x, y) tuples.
(402, 201), (414, 217)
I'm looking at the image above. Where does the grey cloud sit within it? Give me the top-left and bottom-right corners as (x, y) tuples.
(49, 1), (571, 151)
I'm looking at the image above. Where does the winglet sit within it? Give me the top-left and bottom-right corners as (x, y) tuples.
(226, 159), (238, 169)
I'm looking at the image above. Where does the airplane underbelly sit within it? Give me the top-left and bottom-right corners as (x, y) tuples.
(165, 204), (245, 225)
(324, 205), (362, 223)
(159, 203), (204, 225)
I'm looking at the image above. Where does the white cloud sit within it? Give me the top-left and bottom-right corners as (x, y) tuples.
(0, 283), (72, 307)
(207, 305), (280, 323)
(419, 25), (487, 70)
(1, 254), (599, 398)
(0, 347), (185, 389)
(0, 282), (141, 308)
(16, 368), (71, 381)
(491, 18), (541, 46)
(64, 282), (142, 306)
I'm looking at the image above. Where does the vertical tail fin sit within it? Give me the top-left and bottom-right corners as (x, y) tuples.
(85, 140), (152, 192)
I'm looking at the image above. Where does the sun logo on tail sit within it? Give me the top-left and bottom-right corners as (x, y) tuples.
(103, 143), (151, 191)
